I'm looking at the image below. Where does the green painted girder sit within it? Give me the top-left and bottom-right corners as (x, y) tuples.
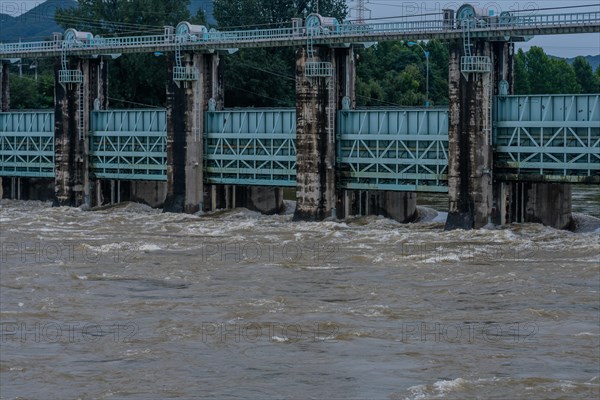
(494, 94), (600, 183)
(90, 109), (168, 181)
(1, 94), (597, 188)
(205, 109), (297, 187)
(337, 108), (450, 193)
(0, 111), (55, 178)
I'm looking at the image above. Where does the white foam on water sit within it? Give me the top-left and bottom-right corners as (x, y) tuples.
(433, 378), (468, 393)
(138, 244), (162, 251)
(432, 211), (448, 223)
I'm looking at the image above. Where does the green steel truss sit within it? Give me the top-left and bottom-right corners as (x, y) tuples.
(0, 111), (54, 178)
(205, 109), (296, 187)
(494, 94), (600, 183)
(337, 109), (449, 192)
(1, 95), (598, 188)
(90, 110), (167, 181)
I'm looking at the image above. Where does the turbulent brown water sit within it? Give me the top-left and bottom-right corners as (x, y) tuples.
(1, 187), (598, 399)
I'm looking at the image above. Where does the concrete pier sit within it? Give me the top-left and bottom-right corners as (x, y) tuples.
(339, 190), (417, 223)
(294, 47), (356, 221)
(236, 186), (284, 215)
(1, 61), (9, 112)
(497, 182), (573, 229)
(164, 52), (223, 213)
(208, 185), (284, 215)
(131, 181), (167, 208)
(1, 62), (8, 198)
(446, 41), (494, 229)
(54, 58), (108, 207)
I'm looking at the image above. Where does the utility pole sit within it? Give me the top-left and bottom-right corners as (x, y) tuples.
(357, 0), (365, 23)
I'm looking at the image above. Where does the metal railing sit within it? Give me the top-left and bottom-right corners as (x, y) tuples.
(2, 10), (599, 57)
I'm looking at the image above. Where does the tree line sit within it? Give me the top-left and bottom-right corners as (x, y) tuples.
(6, 0), (600, 109)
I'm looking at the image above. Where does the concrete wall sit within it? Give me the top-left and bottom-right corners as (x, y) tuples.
(54, 58), (107, 208)
(446, 41), (494, 230)
(131, 181), (167, 208)
(497, 181), (573, 229)
(339, 190), (417, 223)
(293, 47), (336, 221)
(294, 47), (356, 221)
(525, 183), (573, 229)
(165, 53), (223, 213)
(1, 61), (9, 111)
(236, 186), (284, 215)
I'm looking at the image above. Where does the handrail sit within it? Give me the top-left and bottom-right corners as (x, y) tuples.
(1, 10), (599, 56)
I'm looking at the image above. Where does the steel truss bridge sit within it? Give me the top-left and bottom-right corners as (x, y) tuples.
(1, 10), (599, 59)
(1, 94), (598, 190)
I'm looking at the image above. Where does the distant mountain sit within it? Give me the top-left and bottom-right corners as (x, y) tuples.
(0, 0), (77, 42)
(0, 13), (15, 26)
(566, 55), (600, 71)
(0, 0), (215, 42)
(549, 54), (600, 71)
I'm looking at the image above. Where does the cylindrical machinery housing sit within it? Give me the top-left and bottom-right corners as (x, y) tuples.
(456, 4), (492, 27)
(499, 11), (514, 25)
(175, 21), (208, 40)
(63, 28), (93, 43)
(305, 13), (340, 33)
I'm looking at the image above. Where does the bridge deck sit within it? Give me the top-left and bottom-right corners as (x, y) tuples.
(1, 11), (599, 59)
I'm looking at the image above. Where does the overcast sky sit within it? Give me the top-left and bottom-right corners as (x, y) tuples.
(3, 0), (599, 57)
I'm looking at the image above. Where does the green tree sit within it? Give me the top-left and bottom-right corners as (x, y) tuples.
(514, 48), (530, 94)
(213, 0), (347, 107)
(525, 47), (553, 94)
(56, 0), (204, 108)
(8, 69), (54, 109)
(356, 40), (449, 107)
(549, 58), (581, 94)
(572, 56), (599, 93)
(516, 47), (581, 95)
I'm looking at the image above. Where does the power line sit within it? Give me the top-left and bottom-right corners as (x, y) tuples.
(511, 4), (600, 13)
(230, 59), (296, 82)
(107, 97), (163, 108)
(224, 83), (293, 106)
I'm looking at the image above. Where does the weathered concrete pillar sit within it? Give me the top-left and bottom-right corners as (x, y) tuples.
(293, 47), (335, 221)
(294, 47), (356, 221)
(131, 181), (167, 208)
(490, 42), (573, 230)
(446, 41), (495, 229)
(525, 183), (573, 229)
(497, 182), (573, 229)
(164, 52), (223, 213)
(1, 61), (9, 111)
(235, 186), (284, 215)
(54, 57), (108, 207)
(340, 190), (417, 222)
